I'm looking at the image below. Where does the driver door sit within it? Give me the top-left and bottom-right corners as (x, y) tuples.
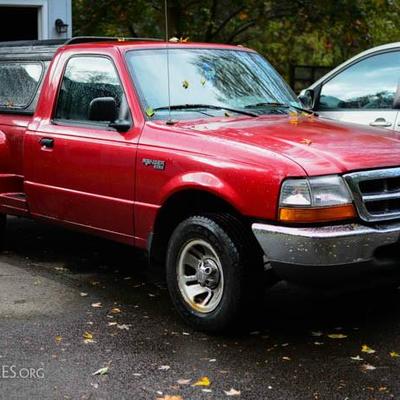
(24, 55), (136, 243)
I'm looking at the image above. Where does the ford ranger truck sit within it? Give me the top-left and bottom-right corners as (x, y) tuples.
(1, 37), (400, 332)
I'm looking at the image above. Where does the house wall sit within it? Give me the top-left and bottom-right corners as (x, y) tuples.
(0, 0), (72, 40)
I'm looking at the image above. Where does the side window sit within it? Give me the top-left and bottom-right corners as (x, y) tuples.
(55, 56), (127, 123)
(318, 51), (400, 110)
(0, 62), (43, 110)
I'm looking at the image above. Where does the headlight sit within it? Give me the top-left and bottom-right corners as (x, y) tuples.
(279, 175), (356, 223)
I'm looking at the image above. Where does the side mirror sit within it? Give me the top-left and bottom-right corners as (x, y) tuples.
(88, 97), (118, 122)
(298, 89), (315, 110)
(109, 119), (131, 133)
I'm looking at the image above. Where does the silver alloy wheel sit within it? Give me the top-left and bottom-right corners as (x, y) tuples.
(177, 239), (224, 313)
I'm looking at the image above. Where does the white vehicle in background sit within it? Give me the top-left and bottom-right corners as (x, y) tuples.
(299, 42), (400, 131)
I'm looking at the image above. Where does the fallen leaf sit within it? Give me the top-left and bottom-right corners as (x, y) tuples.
(92, 366), (109, 376)
(361, 363), (376, 371)
(83, 331), (93, 340)
(361, 345), (376, 354)
(305, 112), (315, 120)
(311, 331), (323, 337)
(80, 292), (88, 297)
(224, 388), (241, 396)
(282, 356), (291, 361)
(327, 334), (347, 339)
(177, 379), (191, 385)
(110, 307), (121, 314)
(117, 324), (130, 331)
(157, 396), (183, 400)
(90, 382), (99, 389)
(300, 138), (312, 145)
(193, 376), (211, 387)
(108, 322), (117, 326)
(83, 331), (96, 344)
(351, 355), (363, 361)
(91, 302), (102, 308)
(158, 365), (170, 371)
(145, 108), (155, 118)
(390, 351), (399, 358)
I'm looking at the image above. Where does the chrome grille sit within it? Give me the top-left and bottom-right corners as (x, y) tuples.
(344, 167), (400, 222)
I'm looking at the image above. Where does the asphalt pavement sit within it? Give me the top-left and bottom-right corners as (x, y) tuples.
(0, 216), (399, 400)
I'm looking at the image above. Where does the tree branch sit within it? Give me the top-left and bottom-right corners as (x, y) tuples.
(209, 6), (245, 40)
(226, 20), (256, 43)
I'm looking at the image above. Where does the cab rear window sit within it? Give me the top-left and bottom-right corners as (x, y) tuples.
(0, 62), (43, 110)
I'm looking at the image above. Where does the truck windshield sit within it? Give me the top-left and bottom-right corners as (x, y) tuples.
(126, 48), (301, 120)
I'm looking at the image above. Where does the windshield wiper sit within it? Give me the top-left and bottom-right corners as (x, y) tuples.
(244, 102), (315, 114)
(244, 102), (289, 109)
(153, 104), (258, 117)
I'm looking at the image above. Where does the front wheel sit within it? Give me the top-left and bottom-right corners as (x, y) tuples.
(166, 214), (263, 332)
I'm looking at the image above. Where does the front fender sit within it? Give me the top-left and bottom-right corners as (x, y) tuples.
(159, 171), (242, 212)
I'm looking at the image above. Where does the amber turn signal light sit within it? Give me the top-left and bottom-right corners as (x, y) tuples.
(279, 204), (356, 224)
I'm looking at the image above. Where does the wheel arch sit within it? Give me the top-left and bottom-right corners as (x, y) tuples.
(148, 188), (248, 269)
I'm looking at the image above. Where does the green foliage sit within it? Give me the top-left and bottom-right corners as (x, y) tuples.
(73, 0), (400, 78)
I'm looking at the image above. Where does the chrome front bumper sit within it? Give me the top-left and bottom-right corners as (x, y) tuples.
(252, 222), (400, 267)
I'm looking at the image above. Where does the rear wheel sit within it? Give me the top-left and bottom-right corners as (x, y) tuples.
(166, 213), (264, 332)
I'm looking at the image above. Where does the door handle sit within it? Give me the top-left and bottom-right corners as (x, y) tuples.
(39, 137), (54, 149)
(369, 118), (392, 128)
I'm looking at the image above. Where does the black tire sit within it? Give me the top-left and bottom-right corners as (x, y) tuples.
(166, 213), (264, 332)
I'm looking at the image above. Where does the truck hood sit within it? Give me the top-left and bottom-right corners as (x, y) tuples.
(177, 114), (400, 176)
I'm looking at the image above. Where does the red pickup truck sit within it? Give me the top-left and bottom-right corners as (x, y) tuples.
(1, 37), (400, 332)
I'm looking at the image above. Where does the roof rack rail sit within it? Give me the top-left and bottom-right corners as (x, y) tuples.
(65, 36), (164, 45)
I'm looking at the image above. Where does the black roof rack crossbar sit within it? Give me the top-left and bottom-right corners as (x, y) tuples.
(65, 36), (164, 45)
(0, 39), (67, 48)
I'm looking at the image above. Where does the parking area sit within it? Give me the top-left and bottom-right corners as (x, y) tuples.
(1, 216), (400, 399)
